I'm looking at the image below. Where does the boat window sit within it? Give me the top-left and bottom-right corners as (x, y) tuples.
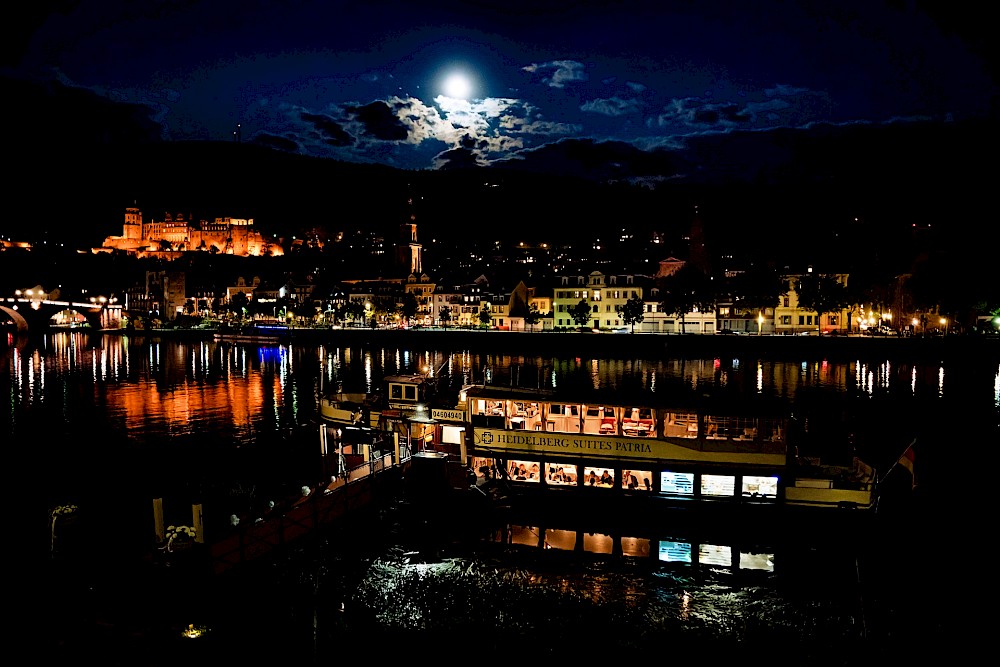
(471, 456), (497, 483)
(622, 407), (655, 437)
(659, 471), (694, 495)
(701, 474), (736, 497)
(732, 417), (758, 441)
(470, 400), (505, 428)
(404, 385), (417, 401)
(621, 469), (652, 492)
(741, 475), (778, 498)
(545, 463), (578, 486)
(703, 415), (731, 439)
(507, 459), (541, 483)
(583, 466), (615, 488)
(390, 384), (403, 400)
(663, 412), (698, 438)
(582, 404), (605, 434)
(547, 404), (582, 433)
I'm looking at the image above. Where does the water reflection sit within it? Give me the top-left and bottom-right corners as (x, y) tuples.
(995, 364), (1000, 408)
(9, 336), (998, 434)
(337, 503), (865, 658)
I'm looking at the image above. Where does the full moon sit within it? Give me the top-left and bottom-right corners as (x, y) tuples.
(442, 72), (472, 99)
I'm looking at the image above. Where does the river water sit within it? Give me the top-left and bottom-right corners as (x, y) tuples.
(11, 331), (995, 664)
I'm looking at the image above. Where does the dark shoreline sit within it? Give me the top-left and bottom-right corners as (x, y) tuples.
(84, 326), (1000, 362)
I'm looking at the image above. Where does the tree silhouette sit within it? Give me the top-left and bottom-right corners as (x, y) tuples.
(569, 299), (592, 329)
(794, 273), (851, 333)
(400, 292), (419, 326)
(658, 264), (716, 333)
(616, 296), (645, 332)
(229, 292), (249, 320)
(344, 299), (366, 327)
(524, 304), (541, 332)
(725, 263), (787, 332)
(438, 305), (452, 328)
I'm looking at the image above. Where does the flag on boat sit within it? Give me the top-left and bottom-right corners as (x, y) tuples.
(897, 441), (916, 489)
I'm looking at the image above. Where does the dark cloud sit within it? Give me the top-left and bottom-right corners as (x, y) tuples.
(433, 146), (483, 170)
(493, 138), (685, 182)
(344, 101), (409, 141)
(299, 111), (355, 147)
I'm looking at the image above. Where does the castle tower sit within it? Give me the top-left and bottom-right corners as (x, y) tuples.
(124, 206), (143, 241)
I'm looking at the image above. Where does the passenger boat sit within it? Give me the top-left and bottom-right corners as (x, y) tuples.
(213, 322), (288, 344)
(317, 375), (879, 525)
(458, 383), (879, 516)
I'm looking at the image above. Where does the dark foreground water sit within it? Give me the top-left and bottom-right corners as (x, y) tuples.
(12, 332), (994, 665)
(42, 491), (959, 666)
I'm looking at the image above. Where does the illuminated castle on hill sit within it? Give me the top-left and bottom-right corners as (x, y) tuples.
(99, 207), (282, 257)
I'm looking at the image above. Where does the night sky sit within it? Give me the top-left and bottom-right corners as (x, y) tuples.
(4, 1), (994, 173)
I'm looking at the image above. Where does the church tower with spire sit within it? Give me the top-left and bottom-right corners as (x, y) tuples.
(395, 190), (423, 275)
(685, 204), (712, 274)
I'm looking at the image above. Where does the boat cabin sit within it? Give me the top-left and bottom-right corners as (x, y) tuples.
(460, 384), (877, 512)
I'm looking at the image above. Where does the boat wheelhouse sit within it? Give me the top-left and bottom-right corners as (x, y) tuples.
(319, 374), (469, 480)
(460, 383), (878, 513)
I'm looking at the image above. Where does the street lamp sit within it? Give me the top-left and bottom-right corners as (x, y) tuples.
(757, 313), (764, 336)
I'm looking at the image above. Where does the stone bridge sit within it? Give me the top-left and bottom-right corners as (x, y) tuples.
(0, 298), (122, 335)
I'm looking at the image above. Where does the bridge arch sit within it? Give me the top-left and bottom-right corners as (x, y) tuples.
(0, 300), (120, 334)
(0, 305), (29, 335)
